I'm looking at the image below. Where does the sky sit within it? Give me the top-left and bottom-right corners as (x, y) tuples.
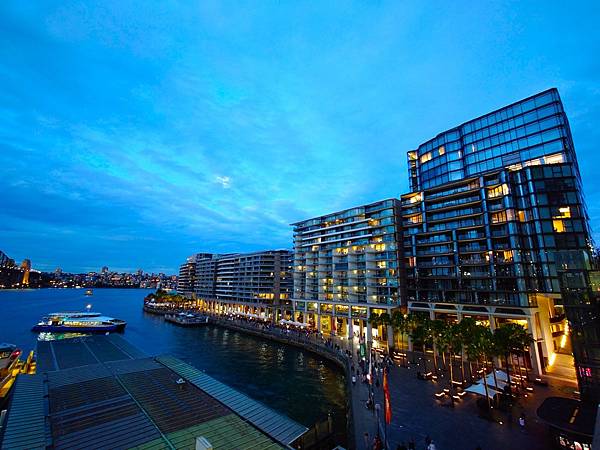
(1, 1), (599, 274)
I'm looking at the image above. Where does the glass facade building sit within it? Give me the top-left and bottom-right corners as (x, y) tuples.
(403, 88), (598, 401)
(290, 199), (402, 344)
(408, 89), (580, 191)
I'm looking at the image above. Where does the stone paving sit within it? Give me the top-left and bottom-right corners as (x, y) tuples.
(347, 349), (577, 450)
(197, 319), (577, 450)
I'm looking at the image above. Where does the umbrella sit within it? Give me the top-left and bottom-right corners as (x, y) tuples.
(465, 383), (497, 399)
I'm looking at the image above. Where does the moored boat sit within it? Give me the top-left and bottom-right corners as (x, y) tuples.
(165, 313), (209, 327)
(0, 343), (22, 400)
(85, 289), (93, 296)
(31, 311), (127, 333)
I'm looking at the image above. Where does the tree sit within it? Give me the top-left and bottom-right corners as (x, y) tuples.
(391, 311), (408, 366)
(493, 324), (515, 395)
(438, 321), (462, 407)
(493, 323), (533, 396)
(466, 325), (495, 411)
(457, 317), (478, 383)
(409, 314), (431, 373)
(430, 319), (446, 374)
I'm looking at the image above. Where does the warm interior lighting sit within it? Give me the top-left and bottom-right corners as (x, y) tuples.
(552, 219), (566, 233)
(420, 152), (432, 164)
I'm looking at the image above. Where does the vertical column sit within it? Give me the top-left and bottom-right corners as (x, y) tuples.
(387, 324), (394, 350)
(527, 315), (543, 376)
(366, 309), (373, 344)
(348, 312), (354, 339)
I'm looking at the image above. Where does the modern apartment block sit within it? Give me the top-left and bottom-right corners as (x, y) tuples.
(402, 88), (598, 399)
(290, 199), (403, 346)
(287, 88), (598, 400)
(179, 250), (293, 319)
(176, 253), (212, 296)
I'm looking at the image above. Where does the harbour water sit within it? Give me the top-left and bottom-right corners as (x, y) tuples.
(0, 288), (347, 442)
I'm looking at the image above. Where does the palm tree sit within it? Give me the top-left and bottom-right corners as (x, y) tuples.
(391, 311), (405, 361)
(430, 319), (446, 374)
(467, 325), (495, 410)
(438, 321), (461, 406)
(409, 314), (430, 373)
(494, 323), (533, 395)
(378, 312), (392, 348)
(404, 313), (419, 363)
(457, 317), (478, 383)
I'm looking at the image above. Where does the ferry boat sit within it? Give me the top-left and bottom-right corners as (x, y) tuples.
(31, 311), (127, 333)
(165, 313), (209, 327)
(0, 343), (21, 400)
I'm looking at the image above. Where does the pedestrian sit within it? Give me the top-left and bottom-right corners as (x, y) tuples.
(518, 414), (526, 428)
(363, 432), (370, 450)
(427, 441), (437, 450)
(352, 375), (356, 386)
(372, 434), (383, 450)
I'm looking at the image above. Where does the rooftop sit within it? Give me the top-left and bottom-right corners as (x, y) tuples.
(1, 335), (307, 450)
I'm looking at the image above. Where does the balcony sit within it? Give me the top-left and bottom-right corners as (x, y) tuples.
(549, 314), (566, 324)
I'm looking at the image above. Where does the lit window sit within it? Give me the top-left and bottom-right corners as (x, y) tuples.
(553, 220), (565, 233)
(420, 152), (432, 164)
(545, 153), (565, 164)
(438, 146), (445, 156)
(555, 207), (571, 218)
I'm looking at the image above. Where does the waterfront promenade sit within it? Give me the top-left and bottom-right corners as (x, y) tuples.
(203, 313), (575, 450)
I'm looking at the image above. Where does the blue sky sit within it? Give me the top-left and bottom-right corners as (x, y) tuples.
(1, 1), (599, 273)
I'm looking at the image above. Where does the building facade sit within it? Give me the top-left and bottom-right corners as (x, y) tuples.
(290, 199), (403, 346)
(287, 89), (597, 398)
(179, 250), (293, 319)
(402, 88), (597, 399)
(176, 253), (212, 296)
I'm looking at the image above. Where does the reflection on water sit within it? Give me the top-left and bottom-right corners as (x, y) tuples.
(0, 288), (347, 442)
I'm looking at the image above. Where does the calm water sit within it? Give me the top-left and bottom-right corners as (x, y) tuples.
(0, 288), (347, 440)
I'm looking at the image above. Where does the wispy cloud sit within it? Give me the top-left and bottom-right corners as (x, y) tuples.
(0, 1), (599, 272)
(215, 176), (231, 188)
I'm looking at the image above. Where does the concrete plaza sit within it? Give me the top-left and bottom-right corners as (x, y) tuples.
(347, 349), (576, 450)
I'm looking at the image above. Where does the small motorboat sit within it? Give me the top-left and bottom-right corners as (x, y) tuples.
(165, 313), (209, 327)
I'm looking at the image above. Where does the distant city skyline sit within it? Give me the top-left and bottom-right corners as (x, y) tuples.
(1, 1), (599, 273)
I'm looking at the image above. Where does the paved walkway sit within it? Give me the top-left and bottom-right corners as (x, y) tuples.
(192, 313), (577, 450)
(361, 354), (577, 450)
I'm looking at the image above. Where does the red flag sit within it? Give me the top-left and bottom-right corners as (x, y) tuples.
(383, 368), (392, 424)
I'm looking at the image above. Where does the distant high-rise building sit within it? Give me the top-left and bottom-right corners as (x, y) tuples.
(177, 250), (293, 320)
(177, 253), (212, 296)
(101, 266), (109, 274)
